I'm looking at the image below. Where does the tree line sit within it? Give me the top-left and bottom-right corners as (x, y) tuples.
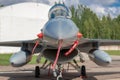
(70, 5), (120, 40)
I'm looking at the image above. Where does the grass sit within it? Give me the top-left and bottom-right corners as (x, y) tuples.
(0, 54), (12, 66)
(29, 56), (46, 64)
(105, 50), (120, 56)
(0, 50), (120, 66)
(0, 54), (46, 66)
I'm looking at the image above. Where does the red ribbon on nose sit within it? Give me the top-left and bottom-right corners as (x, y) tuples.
(32, 33), (43, 54)
(51, 40), (63, 69)
(65, 40), (79, 56)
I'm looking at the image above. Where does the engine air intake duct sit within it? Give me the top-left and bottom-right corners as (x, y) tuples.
(43, 49), (78, 64)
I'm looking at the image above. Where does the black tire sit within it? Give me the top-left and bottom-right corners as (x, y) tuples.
(35, 66), (40, 78)
(57, 76), (63, 80)
(81, 65), (86, 77)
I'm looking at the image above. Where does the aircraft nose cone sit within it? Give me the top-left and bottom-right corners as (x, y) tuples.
(43, 17), (79, 39)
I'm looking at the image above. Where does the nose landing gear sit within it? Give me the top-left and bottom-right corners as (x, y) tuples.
(34, 61), (87, 79)
(53, 64), (63, 80)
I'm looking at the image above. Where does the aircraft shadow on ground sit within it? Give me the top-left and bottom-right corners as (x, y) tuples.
(0, 69), (120, 80)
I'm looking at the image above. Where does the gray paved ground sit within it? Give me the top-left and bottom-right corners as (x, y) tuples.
(0, 55), (120, 80)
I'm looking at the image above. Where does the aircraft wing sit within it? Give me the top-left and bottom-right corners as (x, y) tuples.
(85, 39), (120, 46)
(78, 38), (120, 53)
(0, 39), (39, 47)
(0, 39), (44, 53)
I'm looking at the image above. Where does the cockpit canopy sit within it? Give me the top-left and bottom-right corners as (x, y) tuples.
(48, 3), (72, 19)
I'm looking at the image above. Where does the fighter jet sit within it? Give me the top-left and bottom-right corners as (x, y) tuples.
(0, 2), (120, 80)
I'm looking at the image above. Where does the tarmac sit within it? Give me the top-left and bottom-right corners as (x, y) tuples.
(0, 55), (120, 80)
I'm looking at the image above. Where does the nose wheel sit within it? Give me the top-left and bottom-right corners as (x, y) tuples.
(57, 76), (63, 80)
(35, 66), (40, 78)
(56, 72), (63, 80)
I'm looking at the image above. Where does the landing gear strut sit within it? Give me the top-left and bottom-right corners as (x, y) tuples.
(34, 60), (87, 79)
(52, 64), (64, 80)
(69, 59), (87, 78)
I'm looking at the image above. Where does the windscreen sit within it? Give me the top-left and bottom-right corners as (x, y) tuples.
(48, 4), (72, 19)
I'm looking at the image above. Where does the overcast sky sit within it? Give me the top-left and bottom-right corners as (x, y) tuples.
(0, 0), (120, 18)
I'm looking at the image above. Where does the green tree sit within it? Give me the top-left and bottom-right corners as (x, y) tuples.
(70, 5), (120, 40)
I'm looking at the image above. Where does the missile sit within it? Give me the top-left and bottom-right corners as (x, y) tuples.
(89, 49), (112, 66)
(10, 50), (31, 67)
